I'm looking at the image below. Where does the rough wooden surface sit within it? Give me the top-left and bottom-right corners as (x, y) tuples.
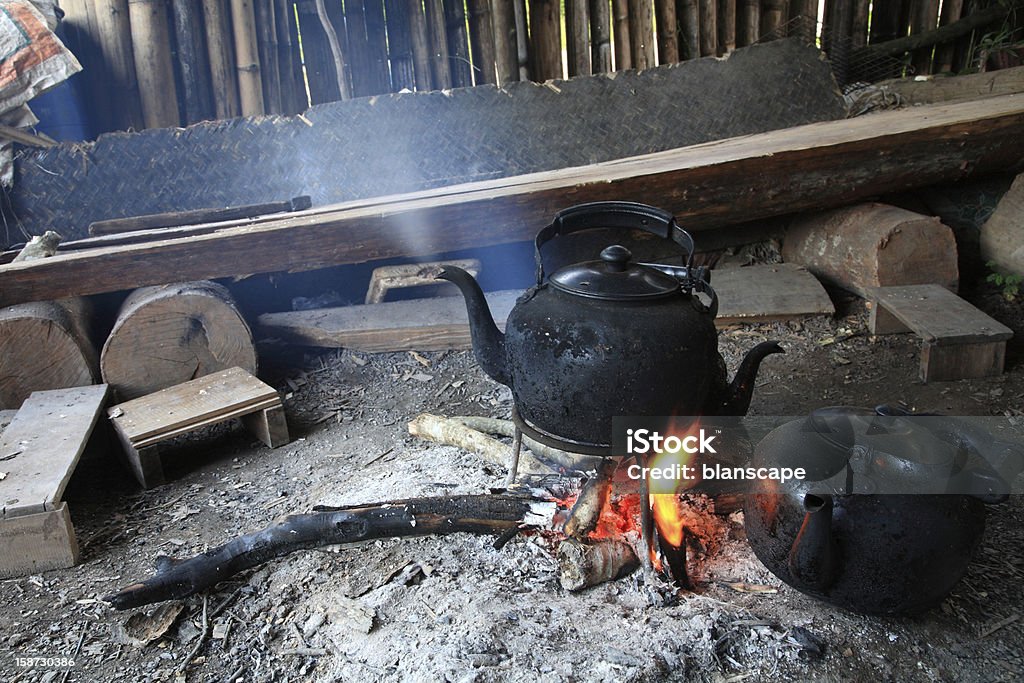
(100, 281), (257, 400)
(3, 95), (1024, 308)
(0, 503), (80, 579)
(0, 300), (99, 409)
(783, 203), (960, 296)
(712, 264), (835, 322)
(879, 66), (1024, 106)
(0, 385), (109, 517)
(980, 173), (1024, 278)
(127, 0), (179, 128)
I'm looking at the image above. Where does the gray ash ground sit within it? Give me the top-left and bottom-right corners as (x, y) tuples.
(2, 288), (1023, 683)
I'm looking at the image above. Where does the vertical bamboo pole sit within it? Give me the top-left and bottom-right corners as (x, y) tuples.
(788, 0), (816, 42)
(850, 0), (869, 47)
(628, 0), (655, 68)
(698, 0), (717, 55)
(718, 0), (737, 52)
(590, 0), (612, 73)
(364, 0), (393, 93)
(229, 0), (266, 115)
(171, 0), (215, 123)
(408, 0), (435, 89)
(315, 0), (351, 99)
(529, 0), (563, 80)
(738, 0), (759, 46)
(252, 0), (283, 113)
(869, 0), (901, 43)
(566, 0), (592, 76)
(91, 0), (146, 130)
(201, 0), (241, 119)
(274, 0), (305, 112)
(492, 0), (519, 83)
(468, 0), (498, 84)
(128, 0), (180, 128)
(933, 0), (964, 72)
(612, 0), (632, 70)
(760, 0), (785, 40)
(677, 0), (700, 58)
(655, 0), (679, 63)
(911, 0), (940, 74)
(513, 0), (530, 80)
(443, 0), (473, 87)
(827, 0), (852, 84)
(295, 0), (341, 104)
(386, 0), (417, 90)
(425, 0), (453, 88)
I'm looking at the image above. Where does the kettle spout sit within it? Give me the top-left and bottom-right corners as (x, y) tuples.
(787, 494), (839, 591)
(436, 265), (511, 386)
(720, 341), (784, 415)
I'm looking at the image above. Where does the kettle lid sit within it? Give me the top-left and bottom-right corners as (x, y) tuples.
(548, 245), (680, 300)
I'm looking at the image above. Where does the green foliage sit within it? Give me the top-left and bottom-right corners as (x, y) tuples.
(986, 261), (1023, 302)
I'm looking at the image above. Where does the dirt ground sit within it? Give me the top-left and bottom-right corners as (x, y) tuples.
(2, 283), (1023, 683)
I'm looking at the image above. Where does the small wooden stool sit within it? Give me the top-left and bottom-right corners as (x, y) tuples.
(108, 367), (289, 488)
(867, 284), (1013, 383)
(0, 384), (110, 578)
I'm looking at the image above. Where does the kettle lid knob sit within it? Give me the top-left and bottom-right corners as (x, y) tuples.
(600, 245), (632, 271)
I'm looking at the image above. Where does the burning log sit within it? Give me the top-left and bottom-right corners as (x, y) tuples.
(558, 538), (640, 591)
(407, 413), (548, 476)
(106, 491), (559, 610)
(563, 459), (616, 540)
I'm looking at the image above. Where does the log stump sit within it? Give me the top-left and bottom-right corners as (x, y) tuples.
(782, 203), (959, 296)
(0, 299), (100, 409)
(100, 281), (257, 400)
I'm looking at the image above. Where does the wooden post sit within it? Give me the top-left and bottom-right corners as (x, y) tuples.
(699, 0), (717, 56)
(612, 0), (631, 69)
(170, 0), (215, 123)
(590, 0), (612, 72)
(514, 0), (530, 80)
(229, 0), (266, 116)
(91, 0), (146, 130)
(933, 0), (964, 73)
(253, 0), (283, 113)
(738, 0), (760, 46)
(386, 0), (418, 90)
(718, 0), (737, 52)
(678, 0), (700, 58)
(408, 0), (435, 89)
(443, 0), (473, 87)
(202, 0), (242, 119)
(529, 0), (563, 80)
(274, 0), (306, 112)
(425, 0), (452, 88)
(566, 0), (592, 76)
(295, 0), (342, 103)
(628, 0), (655, 68)
(760, 0), (786, 40)
(128, 0), (180, 128)
(492, 0), (519, 83)
(788, 0), (817, 42)
(468, 0), (498, 84)
(827, 0), (852, 83)
(655, 0), (679, 63)
(851, 0), (869, 48)
(912, 0), (941, 75)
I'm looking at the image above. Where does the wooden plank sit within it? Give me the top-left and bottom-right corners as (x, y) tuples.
(878, 66), (1024, 106)
(258, 265), (832, 351)
(0, 385), (109, 518)
(0, 503), (79, 578)
(241, 405), (290, 448)
(88, 196), (312, 235)
(131, 397), (281, 448)
(109, 367), (278, 443)
(921, 341), (1006, 382)
(2, 95), (1024, 308)
(867, 285), (1013, 345)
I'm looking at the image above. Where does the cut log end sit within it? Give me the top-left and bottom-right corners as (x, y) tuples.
(557, 538), (640, 591)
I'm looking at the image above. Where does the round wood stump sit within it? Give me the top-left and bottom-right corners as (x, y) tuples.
(0, 299), (100, 409)
(100, 281), (257, 400)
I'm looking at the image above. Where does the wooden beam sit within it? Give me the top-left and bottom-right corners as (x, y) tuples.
(1, 95), (1023, 307)
(876, 66), (1024, 106)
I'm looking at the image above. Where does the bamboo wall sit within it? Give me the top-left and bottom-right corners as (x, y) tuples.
(57, 0), (1021, 135)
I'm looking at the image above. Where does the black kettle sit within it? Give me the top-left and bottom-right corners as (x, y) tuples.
(438, 201), (783, 455)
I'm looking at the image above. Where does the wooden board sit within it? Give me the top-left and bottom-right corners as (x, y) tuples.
(257, 265), (832, 352)
(0, 503), (79, 579)
(867, 285), (1013, 346)
(0, 385), (110, 518)
(879, 66), (1024, 106)
(109, 367), (279, 444)
(2, 94), (1023, 308)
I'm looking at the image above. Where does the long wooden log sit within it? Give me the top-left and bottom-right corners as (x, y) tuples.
(171, 0), (215, 123)
(2, 96), (1024, 306)
(105, 492), (560, 609)
(865, 3), (1018, 59)
(128, 0), (180, 128)
(92, 0), (146, 130)
(202, 0), (243, 119)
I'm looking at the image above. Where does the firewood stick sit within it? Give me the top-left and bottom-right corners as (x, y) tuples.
(558, 538), (640, 591)
(563, 459), (616, 540)
(452, 415), (604, 471)
(105, 493), (558, 610)
(408, 413), (549, 475)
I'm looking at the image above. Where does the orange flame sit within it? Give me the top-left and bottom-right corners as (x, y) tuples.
(646, 417), (702, 548)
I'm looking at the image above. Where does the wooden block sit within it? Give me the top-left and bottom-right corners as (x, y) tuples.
(867, 285), (1013, 345)
(109, 367), (279, 444)
(0, 503), (79, 579)
(241, 405), (290, 448)
(922, 342), (1007, 383)
(0, 385), (110, 517)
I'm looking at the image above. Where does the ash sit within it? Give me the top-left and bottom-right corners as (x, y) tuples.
(1, 300), (1023, 683)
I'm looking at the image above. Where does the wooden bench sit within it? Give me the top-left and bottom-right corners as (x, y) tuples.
(108, 367), (288, 489)
(0, 384), (110, 578)
(867, 284), (1013, 382)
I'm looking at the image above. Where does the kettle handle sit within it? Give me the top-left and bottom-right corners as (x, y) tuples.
(535, 201), (696, 285)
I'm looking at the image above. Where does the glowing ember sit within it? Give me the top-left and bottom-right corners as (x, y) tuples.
(647, 418), (703, 549)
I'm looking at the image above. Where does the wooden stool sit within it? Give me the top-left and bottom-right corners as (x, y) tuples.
(0, 384), (110, 578)
(867, 284), (1013, 383)
(108, 367), (289, 488)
